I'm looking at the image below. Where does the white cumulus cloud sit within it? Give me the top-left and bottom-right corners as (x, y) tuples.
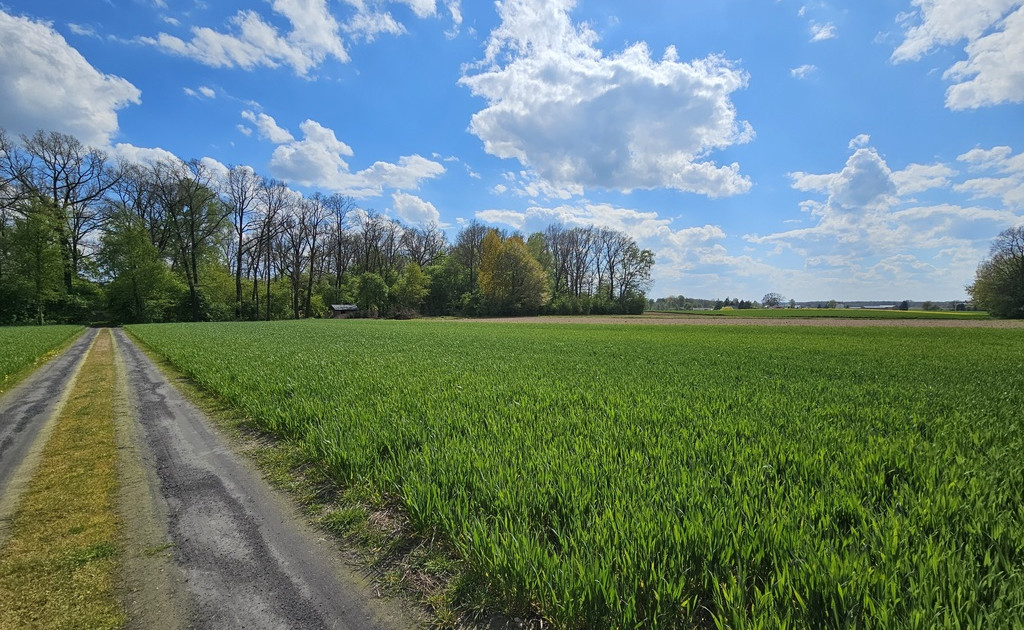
(943, 6), (1024, 109)
(143, 0), (463, 75)
(893, 0), (1024, 109)
(392, 191), (440, 224)
(849, 134), (871, 149)
(110, 143), (182, 166)
(343, 10), (405, 42)
(0, 10), (140, 146)
(954, 145), (1024, 206)
(260, 116), (445, 196)
(459, 0), (753, 198)
(144, 0), (351, 76)
(476, 209), (526, 228)
(891, 162), (956, 194)
(241, 110), (295, 143)
(746, 137), (1024, 299)
(394, 0), (439, 19)
(893, 0), (1020, 60)
(145, 9), (335, 76)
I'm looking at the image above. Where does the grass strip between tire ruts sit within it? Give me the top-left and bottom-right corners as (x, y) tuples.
(0, 329), (125, 630)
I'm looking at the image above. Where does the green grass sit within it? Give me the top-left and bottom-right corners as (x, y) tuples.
(0, 326), (84, 394)
(127, 319), (1024, 628)
(652, 308), (989, 319)
(0, 330), (125, 630)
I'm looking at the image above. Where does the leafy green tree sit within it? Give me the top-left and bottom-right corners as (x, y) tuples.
(617, 243), (654, 303)
(477, 229), (503, 296)
(526, 232), (553, 273)
(391, 262), (430, 314)
(0, 198), (22, 323)
(100, 210), (178, 323)
(480, 235), (550, 315)
(968, 226), (1024, 318)
(309, 293), (328, 318)
(197, 260), (238, 321)
(10, 207), (63, 324)
(356, 272), (388, 316)
(322, 274), (357, 310)
(423, 254), (468, 315)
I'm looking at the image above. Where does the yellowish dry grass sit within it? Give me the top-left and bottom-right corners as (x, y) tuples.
(0, 329), (125, 630)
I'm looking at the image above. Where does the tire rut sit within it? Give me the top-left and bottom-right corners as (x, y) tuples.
(0, 328), (97, 537)
(113, 329), (414, 630)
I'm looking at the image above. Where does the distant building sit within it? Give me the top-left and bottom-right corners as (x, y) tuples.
(329, 304), (359, 319)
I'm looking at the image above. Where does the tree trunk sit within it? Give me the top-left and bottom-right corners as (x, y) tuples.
(235, 243), (243, 319)
(265, 241), (272, 321)
(132, 276), (143, 322)
(189, 237), (200, 321)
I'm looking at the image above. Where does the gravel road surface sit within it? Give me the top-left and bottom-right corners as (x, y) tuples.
(0, 328), (97, 538)
(113, 329), (415, 630)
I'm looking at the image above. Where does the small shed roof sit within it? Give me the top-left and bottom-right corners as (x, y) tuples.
(330, 304), (359, 311)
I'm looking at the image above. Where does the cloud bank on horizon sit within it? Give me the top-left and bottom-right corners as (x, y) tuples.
(0, 0), (1021, 301)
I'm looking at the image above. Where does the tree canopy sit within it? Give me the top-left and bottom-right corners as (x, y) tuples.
(0, 126), (655, 324)
(478, 232), (549, 315)
(968, 226), (1024, 318)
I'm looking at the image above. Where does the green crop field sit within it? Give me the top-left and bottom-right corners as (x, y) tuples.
(127, 320), (1024, 628)
(651, 308), (989, 320)
(0, 326), (84, 393)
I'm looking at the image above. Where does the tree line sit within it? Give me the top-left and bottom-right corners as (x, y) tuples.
(648, 295), (767, 311)
(968, 226), (1024, 318)
(0, 128), (654, 325)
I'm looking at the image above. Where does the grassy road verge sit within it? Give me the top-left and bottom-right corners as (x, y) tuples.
(0, 329), (125, 630)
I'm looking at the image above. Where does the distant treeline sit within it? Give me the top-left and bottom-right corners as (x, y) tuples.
(0, 127), (653, 325)
(649, 296), (975, 311)
(648, 295), (761, 310)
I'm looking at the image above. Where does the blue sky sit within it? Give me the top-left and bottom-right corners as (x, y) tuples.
(1, 0), (1022, 301)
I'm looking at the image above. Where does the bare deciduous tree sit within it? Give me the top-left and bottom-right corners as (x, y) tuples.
(12, 130), (121, 289)
(402, 223), (447, 268)
(153, 158), (229, 320)
(454, 219), (489, 290)
(225, 165), (259, 317)
(324, 194), (356, 292)
(109, 162), (173, 255)
(255, 178), (291, 320)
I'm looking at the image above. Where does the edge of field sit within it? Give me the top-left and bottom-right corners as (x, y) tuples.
(0, 327), (86, 396)
(122, 328), (512, 630)
(646, 309), (991, 319)
(461, 312), (1024, 327)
